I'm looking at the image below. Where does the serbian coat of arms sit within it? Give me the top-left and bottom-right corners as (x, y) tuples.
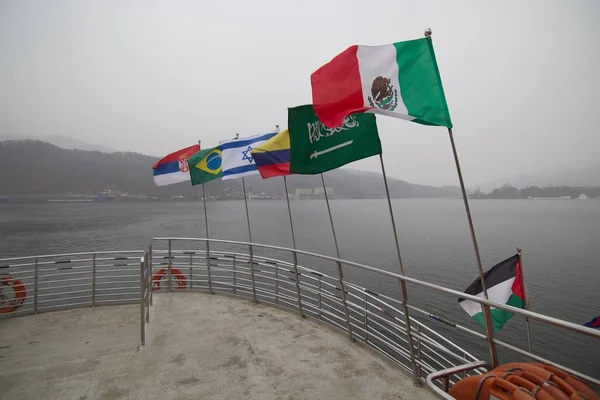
(178, 155), (190, 173)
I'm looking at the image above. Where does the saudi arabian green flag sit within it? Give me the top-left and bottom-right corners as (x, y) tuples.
(288, 104), (382, 174)
(187, 147), (223, 186)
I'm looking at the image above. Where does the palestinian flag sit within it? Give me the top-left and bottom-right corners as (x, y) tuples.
(459, 254), (526, 331)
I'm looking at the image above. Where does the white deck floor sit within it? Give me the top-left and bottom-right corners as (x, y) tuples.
(0, 293), (437, 399)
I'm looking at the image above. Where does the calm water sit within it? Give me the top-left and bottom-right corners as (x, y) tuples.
(1, 199), (599, 378)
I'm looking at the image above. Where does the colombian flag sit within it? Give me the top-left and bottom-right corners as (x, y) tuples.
(251, 130), (291, 179)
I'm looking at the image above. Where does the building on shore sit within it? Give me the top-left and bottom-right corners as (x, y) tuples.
(295, 188), (313, 198)
(313, 186), (333, 196)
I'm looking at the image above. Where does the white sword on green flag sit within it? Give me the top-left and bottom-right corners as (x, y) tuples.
(310, 140), (353, 159)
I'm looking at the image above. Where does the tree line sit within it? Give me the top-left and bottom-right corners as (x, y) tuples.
(470, 185), (600, 199)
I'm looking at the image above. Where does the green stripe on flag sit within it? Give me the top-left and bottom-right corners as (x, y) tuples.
(394, 37), (452, 128)
(471, 294), (526, 331)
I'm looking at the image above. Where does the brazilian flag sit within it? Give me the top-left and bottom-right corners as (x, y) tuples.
(187, 146), (223, 186)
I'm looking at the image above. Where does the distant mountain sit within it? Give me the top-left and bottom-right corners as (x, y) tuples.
(477, 164), (600, 191)
(244, 168), (461, 199)
(0, 140), (460, 199)
(0, 134), (115, 153)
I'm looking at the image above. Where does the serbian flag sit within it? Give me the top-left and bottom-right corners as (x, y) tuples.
(250, 130), (291, 179)
(459, 254), (526, 331)
(311, 37), (452, 128)
(584, 315), (600, 329)
(153, 144), (200, 186)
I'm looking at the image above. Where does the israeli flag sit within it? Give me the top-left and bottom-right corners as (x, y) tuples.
(219, 132), (277, 180)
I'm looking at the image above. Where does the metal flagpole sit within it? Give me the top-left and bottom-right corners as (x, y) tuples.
(202, 183), (212, 294)
(198, 140), (213, 295)
(242, 176), (257, 303)
(447, 127), (499, 367)
(284, 175), (304, 317)
(379, 154), (422, 386)
(273, 123), (304, 316)
(320, 173), (353, 341)
(517, 247), (533, 358)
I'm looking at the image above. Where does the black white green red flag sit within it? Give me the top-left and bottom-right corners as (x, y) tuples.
(458, 254), (526, 331)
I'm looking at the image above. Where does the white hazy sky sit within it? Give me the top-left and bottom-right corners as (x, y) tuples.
(1, 0), (599, 186)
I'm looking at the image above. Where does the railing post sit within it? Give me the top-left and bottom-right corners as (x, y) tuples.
(33, 257), (38, 314)
(318, 276), (322, 319)
(140, 254), (146, 346)
(145, 256), (150, 323)
(396, 277), (422, 386)
(149, 245), (153, 306)
(232, 255), (237, 294)
(168, 239), (172, 292)
(415, 323), (422, 380)
(364, 293), (369, 342)
(206, 240), (212, 294)
(189, 253), (193, 289)
(249, 245), (257, 303)
(274, 262), (279, 305)
(336, 261), (353, 341)
(92, 253), (96, 307)
(292, 251), (304, 318)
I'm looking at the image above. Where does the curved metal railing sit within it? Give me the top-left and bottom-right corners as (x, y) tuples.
(1, 237), (599, 391)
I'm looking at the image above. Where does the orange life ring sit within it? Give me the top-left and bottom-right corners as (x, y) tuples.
(493, 363), (598, 400)
(532, 363), (600, 400)
(448, 374), (535, 400)
(487, 372), (561, 400)
(152, 267), (186, 290)
(0, 276), (27, 314)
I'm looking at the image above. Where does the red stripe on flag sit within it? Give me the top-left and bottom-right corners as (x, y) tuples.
(511, 258), (526, 302)
(257, 162), (290, 179)
(311, 45), (369, 128)
(153, 144), (200, 169)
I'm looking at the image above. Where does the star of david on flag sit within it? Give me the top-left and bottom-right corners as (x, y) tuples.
(219, 132), (277, 180)
(241, 146), (254, 163)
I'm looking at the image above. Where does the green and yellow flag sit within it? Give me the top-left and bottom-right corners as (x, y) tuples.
(187, 147), (223, 185)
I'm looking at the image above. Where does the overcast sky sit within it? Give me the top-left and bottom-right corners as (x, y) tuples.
(1, 0), (599, 186)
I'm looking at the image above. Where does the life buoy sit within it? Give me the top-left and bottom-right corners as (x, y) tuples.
(487, 372), (562, 400)
(448, 363), (599, 400)
(0, 276), (27, 314)
(448, 374), (535, 399)
(492, 363), (599, 400)
(152, 267), (186, 290)
(532, 363), (600, 400)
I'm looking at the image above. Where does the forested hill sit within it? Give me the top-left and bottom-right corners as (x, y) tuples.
(0, 140), (461, 199)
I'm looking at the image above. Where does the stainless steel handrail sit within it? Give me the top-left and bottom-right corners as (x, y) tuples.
(1, 238), (599, 393)
(153, 237), (600, 340)
(0, 250), (145, 263)
(426, 361), (492, 399)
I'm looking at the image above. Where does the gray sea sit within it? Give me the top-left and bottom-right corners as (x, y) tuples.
(1, 199), (599, 379)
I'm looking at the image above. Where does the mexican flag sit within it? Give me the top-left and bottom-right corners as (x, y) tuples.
(187, 147), (223, 186)
(311, 37), (452, 129)
(288, 104), (381, 174)
(458, 254), (526, 331)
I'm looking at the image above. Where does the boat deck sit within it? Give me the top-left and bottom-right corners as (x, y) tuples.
(0, 292), (436, 400)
